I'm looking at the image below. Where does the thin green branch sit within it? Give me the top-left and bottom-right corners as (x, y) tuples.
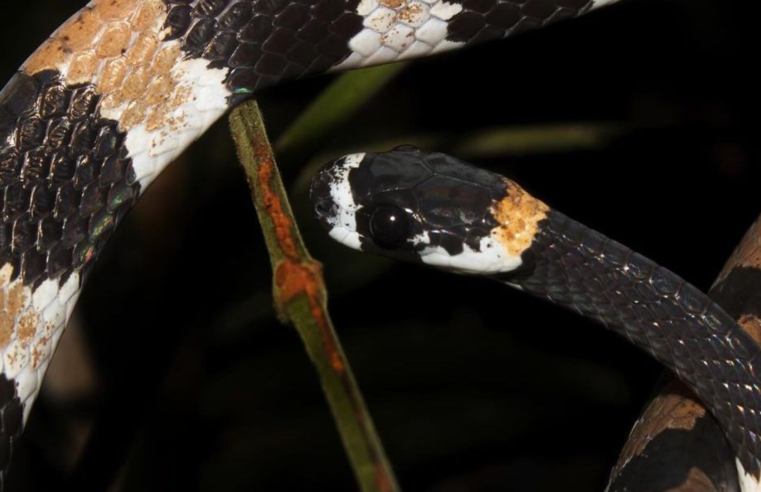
(229, 100), (400, 492)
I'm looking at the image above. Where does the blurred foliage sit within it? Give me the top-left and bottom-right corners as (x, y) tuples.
(276, 64), (407, 163)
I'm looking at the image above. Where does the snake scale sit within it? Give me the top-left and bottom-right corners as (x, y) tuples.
(0, 0), (756, 490)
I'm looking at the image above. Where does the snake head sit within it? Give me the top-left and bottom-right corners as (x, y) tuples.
(310, 147), (545, 274)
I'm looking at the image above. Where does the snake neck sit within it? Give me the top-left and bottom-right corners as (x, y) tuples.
(498, 209), (761, 483)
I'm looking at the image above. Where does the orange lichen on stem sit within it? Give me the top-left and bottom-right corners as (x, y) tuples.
(274, 260), (345, 373)
(229, 100), (399, 492)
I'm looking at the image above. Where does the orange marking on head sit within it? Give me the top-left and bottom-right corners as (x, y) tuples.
(490, 180), (549, 256)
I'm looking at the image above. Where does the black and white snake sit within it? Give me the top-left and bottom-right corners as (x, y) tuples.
(0, 0), (756, 490)
(309, 147), (761, 491)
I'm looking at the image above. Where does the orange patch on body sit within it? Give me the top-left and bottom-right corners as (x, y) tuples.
(21, 0), (193, 135)
(3, 344), (23, 371)
(17, 312), (40, 347)
(6, 283), (29, 318)
(380, 0), (406, 8)
(0, 273), (33, 352)
(68, 52), (101, 84)
(717, 218), (761, 282)
(98, 0), (141, 21)
(491, 180), (549, 256)
(125, 32), (160, 67)
(397, 3), (425, 23)
(739, 314), (761, 346)
(56, 7), (103, 53)
(610, 380), (704, 480)
(24, 0), (158, 75)
(96, 22), (133, 58)
(664, 467), (715, 492)
(99, 58), (129, 94)
(31, 337), (51, 370)
(0, 312), (13, 350)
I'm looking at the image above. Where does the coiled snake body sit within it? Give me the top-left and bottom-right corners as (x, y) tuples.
(0, 0), (750, 490)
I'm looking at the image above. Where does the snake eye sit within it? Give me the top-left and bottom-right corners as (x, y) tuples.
(369, 204), (410, 249)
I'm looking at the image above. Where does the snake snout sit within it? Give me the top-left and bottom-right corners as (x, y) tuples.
(309, 164), (340, 227)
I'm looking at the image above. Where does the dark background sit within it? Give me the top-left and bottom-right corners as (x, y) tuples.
(1, 0), (760, 490)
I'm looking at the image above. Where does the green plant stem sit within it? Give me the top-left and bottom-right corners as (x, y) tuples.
(229, 100), (400, 492)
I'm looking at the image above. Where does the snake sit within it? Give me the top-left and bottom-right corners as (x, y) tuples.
(0, 0), (745, 489)
(309, 146), (761, 491)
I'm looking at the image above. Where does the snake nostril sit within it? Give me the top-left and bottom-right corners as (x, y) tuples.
(316, 200), (333, 216)
(312, 192), (337, 222)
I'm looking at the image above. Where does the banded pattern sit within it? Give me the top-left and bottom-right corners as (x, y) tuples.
(608, 379), (739, 491)
(608, 218), (761, 492)
(0, 0), (618, 485)
(521, 209), (761, 483)
(309, 148), (761, 488)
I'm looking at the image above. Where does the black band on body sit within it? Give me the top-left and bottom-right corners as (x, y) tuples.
(160, 0), (598, 106)
(0, 71), (141, 288)
(162, 0), (363, 104)
(608, 411), (739, 492)
(513, 209), (761, 477)
(445, 0), (594, 44)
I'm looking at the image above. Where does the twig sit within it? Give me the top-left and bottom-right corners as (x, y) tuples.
(229, 100), (400, 492)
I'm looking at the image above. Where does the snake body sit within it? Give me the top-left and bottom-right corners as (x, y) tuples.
(0, 0), (621, 485)
(309, 147), (761, 491)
